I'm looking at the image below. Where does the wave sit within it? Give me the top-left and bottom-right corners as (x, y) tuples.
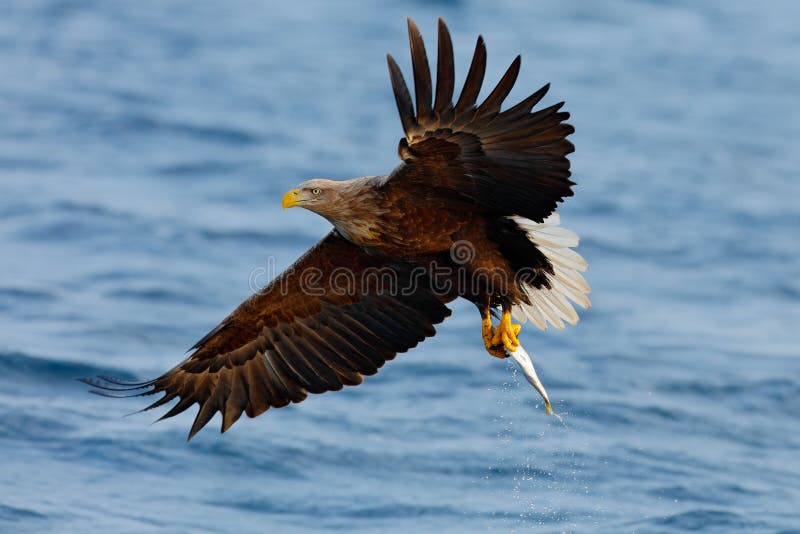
(0, 503), (47, 522)
(650, 509), (762, 531)
(0, 351), (138, 388)
(0, 287), (56, 303)
(112, 114), (261, 146)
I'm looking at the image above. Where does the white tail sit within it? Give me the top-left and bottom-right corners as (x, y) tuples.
(510, 213), (591, 330)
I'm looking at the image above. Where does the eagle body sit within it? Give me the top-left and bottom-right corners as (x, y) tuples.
(298, 171), (554, 309)
(331, 184), (530, 306)
(83, 19), (590, 439)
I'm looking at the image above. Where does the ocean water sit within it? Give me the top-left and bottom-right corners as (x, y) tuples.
(1, 1), (799, 532)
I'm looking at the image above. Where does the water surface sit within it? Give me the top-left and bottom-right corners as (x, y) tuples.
(1, 1), (799, 532)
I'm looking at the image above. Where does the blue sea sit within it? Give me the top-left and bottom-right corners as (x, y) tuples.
(1, 1), (799, 532)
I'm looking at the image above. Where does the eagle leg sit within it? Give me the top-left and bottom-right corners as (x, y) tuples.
(492, 306), (521, 354)
(481, 306), (518, 358)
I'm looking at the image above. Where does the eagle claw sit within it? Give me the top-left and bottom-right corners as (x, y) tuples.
(482, 310), (521, 358)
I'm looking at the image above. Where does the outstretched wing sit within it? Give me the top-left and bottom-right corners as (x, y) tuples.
(82, 231), (452, 440)
(385, 18), (575, 222)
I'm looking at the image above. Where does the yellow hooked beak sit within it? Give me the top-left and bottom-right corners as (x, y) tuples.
(282, 188), (300, 210)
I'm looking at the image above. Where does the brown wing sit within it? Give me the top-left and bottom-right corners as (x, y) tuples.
(385, 18), (575, 222)
(82, 231), (452, 440)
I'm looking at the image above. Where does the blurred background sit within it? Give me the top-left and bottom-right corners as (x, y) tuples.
(1, 1), (798, 531)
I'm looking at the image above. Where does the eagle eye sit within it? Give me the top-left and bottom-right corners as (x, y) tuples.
(311, 187), (321, 195)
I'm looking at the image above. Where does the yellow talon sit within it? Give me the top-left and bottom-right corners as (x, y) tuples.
(482, 314), (506, 359)
(491, 309), (521, 353)
(481, 308), (521, 358)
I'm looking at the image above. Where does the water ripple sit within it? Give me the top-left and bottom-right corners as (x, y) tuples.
(1, 1), (799, 532)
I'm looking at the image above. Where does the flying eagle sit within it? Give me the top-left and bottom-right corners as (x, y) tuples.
(82, 19), (589, 440)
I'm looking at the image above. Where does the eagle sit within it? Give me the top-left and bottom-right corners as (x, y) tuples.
(82, 18), (589, 440)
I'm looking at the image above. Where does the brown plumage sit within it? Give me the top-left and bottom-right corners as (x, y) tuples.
(82, 18), (589, 439)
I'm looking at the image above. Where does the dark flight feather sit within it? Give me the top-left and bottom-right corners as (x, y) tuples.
(433, 18), (455, 116)
(82, 232), (451, 440)
(454, 36), (487, 114)
(387, 55), (418, 137)
(407, 18), (433, 121)
(386, 19), (575, 223)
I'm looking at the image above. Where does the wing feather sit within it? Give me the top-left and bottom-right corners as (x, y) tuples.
(454, 35), (486, 114)
(222, 368), (248, 432)
(387, 54), (418, 137)
(243, 360), (272, 418)
(82, 232), (451, 439)
(407, 18), (433, 121)
(433, 18), (455, 115)
(189, 388), (220, 440)
(475, 55), (520, 118)
(386, 19), (575, 222)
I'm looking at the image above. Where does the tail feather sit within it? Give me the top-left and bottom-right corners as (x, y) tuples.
(511, 213), (590, 330)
